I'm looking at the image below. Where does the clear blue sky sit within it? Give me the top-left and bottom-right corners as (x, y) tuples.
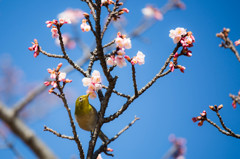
(0, 0), (240, 159)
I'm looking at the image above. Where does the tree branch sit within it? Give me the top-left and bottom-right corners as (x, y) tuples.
(0, 101), (56, 159)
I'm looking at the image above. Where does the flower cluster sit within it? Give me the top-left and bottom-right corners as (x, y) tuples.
(209, 104), (223, 111)
(169, 28), (195, 73)
(169, 53), (185, 73)
(131, 51), (145, 65)
(168, 134), (186, 159)
(28, 39), (40, 58)
(235, 39), (240, 46)
(58, 8), (84, 24)
(101, 0), (114, 6)
(55, 34), (76, 49)
(192, 110), (207, 126)
(142, 5), (163, 20)
(80, 19), (91, 32)
(106, 32), (145, 68)
(230, 91), (240, 109)
(115, 32), (132, 49)
(44, 63), (72, 94)
(45, 18), (71, 38)
(82, 70), (102, 99)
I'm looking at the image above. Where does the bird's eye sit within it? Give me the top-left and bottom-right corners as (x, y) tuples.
(79, 97), (83, 102)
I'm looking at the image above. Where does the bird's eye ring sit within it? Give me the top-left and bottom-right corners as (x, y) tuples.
(79, 97), (83, 102)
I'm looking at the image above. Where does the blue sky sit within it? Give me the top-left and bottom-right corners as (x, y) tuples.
(0, 0), (240, 159)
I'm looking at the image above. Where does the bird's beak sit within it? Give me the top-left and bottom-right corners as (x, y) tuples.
(86, 93), (90, 97)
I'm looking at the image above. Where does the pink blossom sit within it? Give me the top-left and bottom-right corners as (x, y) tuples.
(58, 8), (84, 24)
(28, 39), (40, 58)
(51, 27), (59, 38)
(180, 33), (195, 48)
(115, 55), (127, 68)
(123, 38), (132, 49)
(115, 32), (131, 49)
(59, 18), (71, 25)
(232, 101), (237, 109)
(106, 56), (117, 66)
(117, 48), (125, 55)
(142, 5), (163, 20)
(87, 89), (97, 99)
(91, 70), (101, 84)
(51, 81), (57, 88)
(44, 63), (72, 93)
(45, 19), (58, 28)
(235, 39), (240, 46)
(131, 51), (145, 65)
(169, 62), (174, 72)
(179, 66), (185, 73)
(82, 77), (92, 87)
(169, 27), (187, 43)
(82, 70), (102, 99)
(55, 34), (76, 49)
(58, 72), (66, 81)
(44, 81), (50, 86)
(80, 19), (91, 32)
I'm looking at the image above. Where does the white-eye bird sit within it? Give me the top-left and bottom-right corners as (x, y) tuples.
(75, 94), (108, 142)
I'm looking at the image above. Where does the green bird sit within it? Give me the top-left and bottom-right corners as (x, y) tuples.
(75, 94), (108, 142)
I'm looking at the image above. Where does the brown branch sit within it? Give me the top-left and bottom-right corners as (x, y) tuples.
(12, 54), (90, 115)
(131, 65), (138, 96)
(0, 131), (24, 159)
(55, 79), (85, 159)
(57, 25), (88, 77)
(102, 85), (130, 99)
(230, 93), (240, 105)
(44, 126), (74, 140)
(0, 101), (56, 159)
(101, 2), (119, 39)
(206, 118), (240, 138)
(39, 48), (65, 58)
(103, 40), (115, 48)
(93, 116), (140, 158)
(217, 29), (240, 62)
(104, 44), (180, 123)
(138, 44), (180, 96)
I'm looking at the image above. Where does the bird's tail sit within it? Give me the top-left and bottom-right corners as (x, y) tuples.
(99, 130), (109, 143)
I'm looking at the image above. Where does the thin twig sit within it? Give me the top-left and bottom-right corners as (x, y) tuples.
(93, 116), (140, 158)
(39, 48), (64, 58)
(55, 77), (85, 159)
(131, 65), (138, 96)
(101, 2), (119, 38)
(104, 45), (180, 123)
(103, 40), (115, 48)
(217, 29), (240, 62)
(57, 25), (88, 77)
(44, 126), (74, 140)
(102, 85), (130, 99)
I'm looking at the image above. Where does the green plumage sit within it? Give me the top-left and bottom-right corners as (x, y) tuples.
(75, 94), (108, 142)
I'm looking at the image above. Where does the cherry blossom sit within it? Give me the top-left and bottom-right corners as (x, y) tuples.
(82, 70), (102, 99)
(51, 26), (59, 38)
(131, 51), (145, 65)
(192, 110), (207, 126)
(28, 39), (40, 58)
(169, 27), (187, 44)
(142, 5), (163, 20)
(80, 19), (91, 32)
(44, 63), (72, 94)
(58, 8), (84, 24)
(115, 32), (132, 49)
(235, 39), (240, 46)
